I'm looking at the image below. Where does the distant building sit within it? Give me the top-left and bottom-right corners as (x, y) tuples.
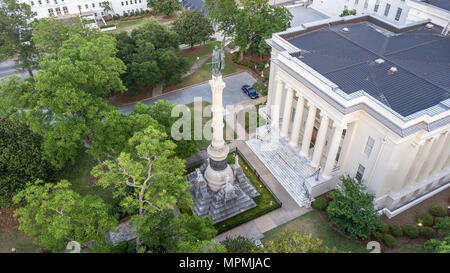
(20, 0), (149, 20)
(253, 14), (449, 218)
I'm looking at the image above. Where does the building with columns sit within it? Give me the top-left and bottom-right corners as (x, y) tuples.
(247, 14), (449, 218)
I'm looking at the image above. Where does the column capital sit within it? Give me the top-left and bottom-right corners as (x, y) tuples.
(295, 93), (305, 101)
(331, 121), (346, 130)
(306, 101), (316, 108)
(319, 111), (329, 119)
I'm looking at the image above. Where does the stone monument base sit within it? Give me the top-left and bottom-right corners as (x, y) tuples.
(186, 156), (260, 224)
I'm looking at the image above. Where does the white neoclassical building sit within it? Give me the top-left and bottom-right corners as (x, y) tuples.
(247, 14), (449, 218)
(19, 0), (149, 20)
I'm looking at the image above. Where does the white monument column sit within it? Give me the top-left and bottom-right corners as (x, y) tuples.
(271, 79), (284, 129)
(407, 138), (435, 186)
(393, 140), (421, 192)
(281, 87), (294, 138)
(300, 102), (317, 158)
(289, 95), (305, 147)
(311, 113), (330, 168)
(322, 123), (345, 179)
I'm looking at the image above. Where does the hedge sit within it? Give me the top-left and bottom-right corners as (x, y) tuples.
(429, 205), (447, 217)
(312, 197), (328, 211)
(420, 227), (436, 239)
(382, 234), (397, 248)
(376, 219), (389, 233)
(417, 213), (434, 227)
(403, 224), (419, 239)
(389, 224), (403, 237)
(372, 231), (384, 242)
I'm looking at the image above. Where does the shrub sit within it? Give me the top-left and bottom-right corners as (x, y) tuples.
(326, 176), (378, 240)
(372, 231), (384, 242)
(312, 197), (328, 211)
(420, 226), (436, 239)
(434, 217), (444, 225)
(434, 217), (450, 236)
(390, 225), (403, 237)
(253, 81), (268, 96)
(403, 224), (419, 239)
(430, 205), (447, 217)
(382, 234), (397, 248)
(417, 213), (434, 227)
(221, 236), (255, 253)
(376, 219), (389, 233)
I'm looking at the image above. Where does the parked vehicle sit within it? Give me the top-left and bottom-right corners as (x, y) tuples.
(241, 85), (259, 99)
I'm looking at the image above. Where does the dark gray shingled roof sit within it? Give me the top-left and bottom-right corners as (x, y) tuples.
(288, 22), (450, 117)
(421, 0), (450, 11)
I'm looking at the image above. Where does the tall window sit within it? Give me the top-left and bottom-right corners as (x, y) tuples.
(63, 6), (68, 14)
(395, 8), (403, 21)
(356, 164), (365, 181)
(38, 0), (42, 5)
(384, 3), (391, 16)
(55, 7), (61, 15)
(92, 3), (95, 8)
(364, 0), (368, 9)
(364, 137), (375, 157)
(30, 1), (34, 5)
(374, 0), (380, 12)
(121, 2), (124, 6)
(48, 8), (54, 15)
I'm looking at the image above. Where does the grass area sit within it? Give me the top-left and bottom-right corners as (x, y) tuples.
(385, 243), (424, 253)
(182, 41), (221, 69)
(185, 101), (235, 152)
(175, 52), (239, 90)
(107, 15), (172, 33)
(55, 151), (113, 204)
(0, 229), (38, 253)
(262, 210), (369, 253)
(214, 152), (280, 234)
(244, 103), (265, 132)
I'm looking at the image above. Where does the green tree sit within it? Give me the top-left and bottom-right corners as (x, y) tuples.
(115, 19), (187, 92)
(0, 116), (52, 208)
(340, 9), (357, 17)
(234, 0), (292, 57)
(91, 125), (192, 251)
(0, 0), (39, 77)
(0, 30), (127, 168)
(204, 0), (238, 38)
(13, 180), (116, 252)
(326, 176), (379, 240)
(148, 0), (181, 16)
(177, 240), (227, 253)
(424, 236), (450, 253)
(172, 10), (214, 48)
(261, 232), (338, 253)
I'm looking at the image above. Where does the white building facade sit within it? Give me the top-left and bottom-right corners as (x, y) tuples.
(20, 0), (148, 20)
(257, 15), (449, 218)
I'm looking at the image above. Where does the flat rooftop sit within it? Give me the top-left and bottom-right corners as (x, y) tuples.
(419, 0), (450, 12)
(287, 22), (450, 117)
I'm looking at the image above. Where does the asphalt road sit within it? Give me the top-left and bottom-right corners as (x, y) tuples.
(289, 6), (329, 27)
(0, 60), (37, 79)
(119, 71), (257, 115)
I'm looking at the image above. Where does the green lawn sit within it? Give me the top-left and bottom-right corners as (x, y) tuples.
(385, 243), (424, 253)
(245, 103), (265, 132)
(182, 41), (221, 69)
(214, 152), (280, 234)
(175, 52), (239, 90)
(107, 15), (172, 33)
(55, 151), (113, 204)
(262, 210), (369, 253)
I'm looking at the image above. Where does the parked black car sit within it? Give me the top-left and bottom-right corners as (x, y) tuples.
(241, 85), (259, 99)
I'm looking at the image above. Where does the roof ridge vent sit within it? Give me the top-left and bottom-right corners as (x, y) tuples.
(426, 23), (434, 29)
(388, 66), (398, 74)
(342, 27), (350, 33)
(375, 58), (385, 64)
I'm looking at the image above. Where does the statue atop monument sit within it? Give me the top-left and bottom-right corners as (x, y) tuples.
(211, 45), (225, 77)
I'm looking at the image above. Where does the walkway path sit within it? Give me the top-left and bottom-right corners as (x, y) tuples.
(182, 53), (212, 78)
(214, 140), (311, 242)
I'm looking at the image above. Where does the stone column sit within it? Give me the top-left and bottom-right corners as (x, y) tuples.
(421, 133), (447, 179)
(289, 95), (305, 147)
(322, 123), (345, 179)
(392, 140), (421, 192)
(311, 113), (330, 168)
(300, 102), (317, 158)
(430, 133), (449, 174)
(406, 138), (435, 186)
(271, 79), (284, 129)
(281, 87), (294, 138)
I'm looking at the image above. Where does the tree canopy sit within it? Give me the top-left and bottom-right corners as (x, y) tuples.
(13, 180), (116, 252)
(115, 19), (187, 93)
(148, 0), (181, 16)
(261, 232), (338, 253)
(0, 0), (39, 76)
(172, 10), (214, 48)
(0, 116), (52, 208)
(326, 176), (379, 240)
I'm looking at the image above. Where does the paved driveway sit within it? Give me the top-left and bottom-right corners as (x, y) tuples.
(119, 71), (257, 114)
